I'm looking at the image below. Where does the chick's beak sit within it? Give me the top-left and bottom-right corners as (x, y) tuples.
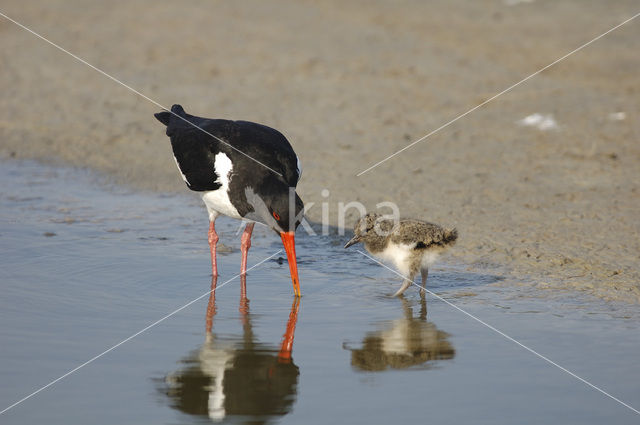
(280, 231), (301, 297)
(344, 234), (361, 249)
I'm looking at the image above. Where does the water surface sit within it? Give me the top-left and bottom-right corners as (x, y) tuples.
(1, 160), (639, 424)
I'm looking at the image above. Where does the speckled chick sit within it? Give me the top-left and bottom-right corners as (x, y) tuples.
(344, 213), (458, 296)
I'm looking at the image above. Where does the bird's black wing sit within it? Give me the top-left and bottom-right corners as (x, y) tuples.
(154, 105), (225, 191)
(155, 105), (301, 191)
(230, 120), (300, 187)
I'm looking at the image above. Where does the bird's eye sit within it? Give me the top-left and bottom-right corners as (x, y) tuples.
(272, 211), (281, 221)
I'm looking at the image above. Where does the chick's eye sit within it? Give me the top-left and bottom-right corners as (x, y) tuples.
(272, 211), (281, 221)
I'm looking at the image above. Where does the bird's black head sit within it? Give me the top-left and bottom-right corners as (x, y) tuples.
(268, 189), (304, 234)
(244, 181), (304, 235)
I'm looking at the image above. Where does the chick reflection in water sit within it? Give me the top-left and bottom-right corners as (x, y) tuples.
(347, 297), (454, 371)
(161, 275), (300, 422)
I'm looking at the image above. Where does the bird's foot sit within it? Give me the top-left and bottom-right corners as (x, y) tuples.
(393, 280), (413, 297)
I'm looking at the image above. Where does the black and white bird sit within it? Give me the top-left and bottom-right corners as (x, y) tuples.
(155, 104), (304, 296)
(344, 213), (457, 296)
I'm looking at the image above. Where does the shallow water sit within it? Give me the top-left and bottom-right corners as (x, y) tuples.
(1, 160), (639, 424)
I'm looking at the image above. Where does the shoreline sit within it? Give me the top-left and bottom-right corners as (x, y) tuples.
(2, 155), (638, 305)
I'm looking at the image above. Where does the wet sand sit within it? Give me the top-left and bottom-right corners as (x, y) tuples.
(1, 0), (639, 301)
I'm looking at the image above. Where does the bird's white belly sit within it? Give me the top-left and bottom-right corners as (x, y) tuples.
(375, 243), (441, 276)
(202, 189), (242, 221)
(376, 242), (413, 275)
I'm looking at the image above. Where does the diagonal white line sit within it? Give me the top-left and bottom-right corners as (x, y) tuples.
(356, 249), (640, 416)
(357, 11), (640, 176)
(0, 10), (283, 177)
(0, 250), (282, 416)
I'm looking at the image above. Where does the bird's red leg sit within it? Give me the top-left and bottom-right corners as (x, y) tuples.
(208, 220), (219, 277)
(240, 222), (255, 275)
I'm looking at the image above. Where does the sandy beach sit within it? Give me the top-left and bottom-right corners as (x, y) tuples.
(1, 0), (639, 301)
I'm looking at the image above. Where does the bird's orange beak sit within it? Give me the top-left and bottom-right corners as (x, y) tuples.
(280, 231), (301, 297)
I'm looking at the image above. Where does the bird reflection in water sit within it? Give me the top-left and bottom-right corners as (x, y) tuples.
(160, 275), (300, 423)
(347, 297), (455, 371)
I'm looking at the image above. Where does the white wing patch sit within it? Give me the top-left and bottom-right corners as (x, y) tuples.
(214, 152), (233, 187)
(201, 152), (242, 220)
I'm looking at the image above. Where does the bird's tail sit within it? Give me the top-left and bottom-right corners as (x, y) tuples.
(443, 228), (458, 245)
(154, 104), (188, 136)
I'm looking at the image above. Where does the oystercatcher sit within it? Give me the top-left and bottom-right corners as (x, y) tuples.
(344, 213), (457, 296)
(154, 104), (304, 296)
